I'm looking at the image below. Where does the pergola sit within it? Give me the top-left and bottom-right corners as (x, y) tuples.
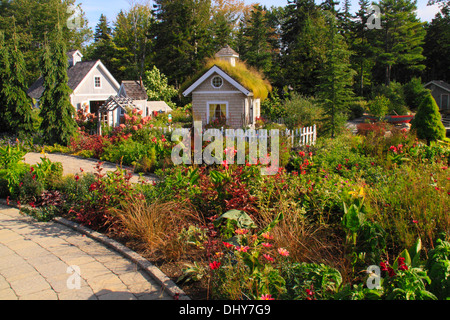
(97, 95), (136, 135)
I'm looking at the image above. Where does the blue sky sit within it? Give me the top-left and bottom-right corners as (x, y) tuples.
(78, 0), (441, 29)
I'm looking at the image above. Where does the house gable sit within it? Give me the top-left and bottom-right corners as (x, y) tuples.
(182, 65), (251, 97)
(73, 61), (120, 96)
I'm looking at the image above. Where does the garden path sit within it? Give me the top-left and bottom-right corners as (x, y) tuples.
(0, 204), (174, 300)
(23, 152), (159, 184)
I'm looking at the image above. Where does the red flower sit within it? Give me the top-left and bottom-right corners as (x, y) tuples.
(209, 261), (221, 270)
(260, 294), (274, 300)
(75, 175), (80, 181)
(89, 183), (97, 192)
(223, 242), (234, 249)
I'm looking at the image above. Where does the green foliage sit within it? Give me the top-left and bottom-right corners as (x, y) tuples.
(426, 238), (450, 299)
(283, 262), (343, 300)
(367, 95), (390, 119)
(143, 65), (178, 103)
(39, 25), (77, 146)
(411, 92), (446, 143)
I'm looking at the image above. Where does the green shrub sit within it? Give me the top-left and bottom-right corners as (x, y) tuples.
(411, 92), (446, 144)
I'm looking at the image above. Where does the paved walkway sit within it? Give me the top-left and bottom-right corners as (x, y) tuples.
(23, 152), (159, 184)
(0, 205), (172, 300)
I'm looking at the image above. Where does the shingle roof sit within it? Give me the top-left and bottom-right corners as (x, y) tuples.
(27, 60), (99, 99)
(121, 80), (148, 100)
(215, 45), (239, 58)
(425, 80), (450, 92)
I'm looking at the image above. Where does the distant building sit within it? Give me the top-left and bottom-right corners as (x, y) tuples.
(27, 50), (120, 116)
(182, 46), (268, 129)
(424, 80), (450, 112)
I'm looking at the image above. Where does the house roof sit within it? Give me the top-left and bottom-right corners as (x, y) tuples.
(182, 65), (252, 98)
(424, 80), (450, 93)
(27, 60), (99, 99)
(215, 45), (239, 58)
(147, 101), (172, 112)
(120, 80), (148, 100)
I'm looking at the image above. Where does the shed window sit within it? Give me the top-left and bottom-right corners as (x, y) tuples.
(209, 103), (227, 123)
(94, 76), (101, 88)
(211, 76), (223, 89)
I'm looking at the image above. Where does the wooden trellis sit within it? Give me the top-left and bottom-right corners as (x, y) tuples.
(97, 95), (136, 135)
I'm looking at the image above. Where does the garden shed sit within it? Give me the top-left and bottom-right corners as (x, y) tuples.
(182, 46), (271, 129)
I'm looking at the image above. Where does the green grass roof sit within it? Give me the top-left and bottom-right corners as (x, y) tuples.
(181, 58), (272, 101)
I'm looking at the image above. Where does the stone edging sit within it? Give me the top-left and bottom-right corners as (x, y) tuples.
(54, 217), (190, 300)
(0, 199), (189, 300)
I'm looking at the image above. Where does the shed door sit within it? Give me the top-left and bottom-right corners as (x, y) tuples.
(442, 94), (449, 110)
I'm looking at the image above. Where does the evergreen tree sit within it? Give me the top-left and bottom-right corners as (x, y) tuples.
(39, 26), (77, 146)
(151, 0), (213, 87)
(0, 31), (11, 132)
(411, 91), (446, 144)
(240, 5), (273, 76)
(280, 0), (328, 95)
(94, 14), (111, 42)
(349, 0), (378, 97)
(317, 10), (356, 138)
(3, 27), (34, 135)
(423, 2), (450, 82)
(375, 0), (426, 86)
(113, 4), (154, 80)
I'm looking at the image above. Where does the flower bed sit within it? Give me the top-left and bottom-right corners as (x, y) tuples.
(1, 125), (450, 300)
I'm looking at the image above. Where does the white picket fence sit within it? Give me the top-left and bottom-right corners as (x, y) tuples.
(157, 124), (317, 148)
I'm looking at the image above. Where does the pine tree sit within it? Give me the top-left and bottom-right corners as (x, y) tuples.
(411, 91), (446, 144)
(151, 0), (213, 87)
(317, 10), (356, 138)
(3, 27), (34, 135)
(280, 0), (328, 95)
(39, 26), (77, 146)
(0, 31), (11, 132)
(423, 2), (450, 82)
(375, 0), (426, 85)
(94, 14), (111, 42)
(240, 5), (273, 76)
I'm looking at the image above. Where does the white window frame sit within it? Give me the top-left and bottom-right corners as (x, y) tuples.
(94, 76), (102, 89)
(207, 101), (228, 124)
(211, 76), (224, 89)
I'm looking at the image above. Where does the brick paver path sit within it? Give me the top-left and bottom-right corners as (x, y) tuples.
(23, 152), (158, 184)
(0, 205), (171, 300)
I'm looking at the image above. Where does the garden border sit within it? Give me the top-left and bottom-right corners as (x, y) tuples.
(0, 199), (190, 300)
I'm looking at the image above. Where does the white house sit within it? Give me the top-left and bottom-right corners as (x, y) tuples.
(27, 50), (121, 116)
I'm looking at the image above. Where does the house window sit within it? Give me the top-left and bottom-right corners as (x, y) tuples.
(211, 76), (223, 89)
(208, 102), (227, 124)
(94, 76), (101, 88)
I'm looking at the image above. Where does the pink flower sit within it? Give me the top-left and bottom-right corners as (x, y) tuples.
(222, 160), (229, 170)
(235, 228), (248, 235)
(260, 294), (274, 300)
(138, 124), (143, 129)
(132, 125), (138, 131)
(119, 124), (126, 129)
(235, 246), (250, 253)
(277, 248), (289, 257)
(138, 110), (143, 115)
(262, 242), (272, 248)
(132, 108), (138, 114)
(261, 233), (274, 240)
(263, 254), (274, 262)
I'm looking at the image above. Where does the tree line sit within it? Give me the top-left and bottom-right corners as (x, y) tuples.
(0, 0), (449, 140)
